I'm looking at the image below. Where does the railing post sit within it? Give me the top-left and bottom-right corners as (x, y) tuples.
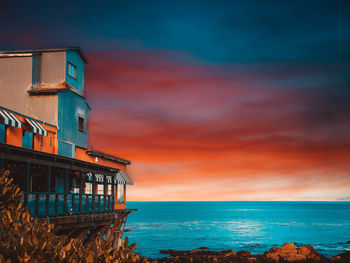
(35, 193), (39, 216)
(108, 195), (111, 211)
(98, 195), (101, 213)
(85, 194), (89, 213)
(79, 194), (82, 214)
(46, 193), (49, 216)
(55, 193), (59, 216)
(72, 194), (75, 214)
(92, 195), (95, 213)
(64, 193), (67, 215)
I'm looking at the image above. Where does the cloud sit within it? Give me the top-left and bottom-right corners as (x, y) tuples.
(83, 49), (350, 201)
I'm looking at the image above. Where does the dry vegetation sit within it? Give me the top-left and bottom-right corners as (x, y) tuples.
(0, 169), (154, 263)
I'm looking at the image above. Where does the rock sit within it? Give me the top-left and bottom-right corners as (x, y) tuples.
(160, 249), (173, 254)
(330, 251), (350, 263)
(197, 246), (209, 250)
(264, 243), (328, 262)
(236, 250), (252, 257)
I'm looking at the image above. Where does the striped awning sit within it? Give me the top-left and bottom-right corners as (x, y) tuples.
(86, 172), (93, 182)
(120, 171), (133, 185)
(0, 110), (22, 128)
(95, 174), (104, 183)
(25, 118), (48, 136)
(106, 176), (112, 184)
(114, 170), (133, 185)
(114, 172), (125, 184)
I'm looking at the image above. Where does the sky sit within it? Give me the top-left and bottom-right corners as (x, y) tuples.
(1, 0), (350, 201)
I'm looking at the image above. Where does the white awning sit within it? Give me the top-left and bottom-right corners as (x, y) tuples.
(0, 110), (22, 128)
(106, 176), (112, 184)
(114, 172), (126, 184)
(114, 171), (133, 185)
(85, 172), (93, 182)
(120, 171), (133, 185)
(25, 118), (48, 136)
(95, 174), (104, 183)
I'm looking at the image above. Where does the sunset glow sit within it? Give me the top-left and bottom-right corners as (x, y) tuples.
(2, 0), (350, 201)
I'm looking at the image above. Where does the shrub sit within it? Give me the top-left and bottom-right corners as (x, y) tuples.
(0, 169), (154, 263)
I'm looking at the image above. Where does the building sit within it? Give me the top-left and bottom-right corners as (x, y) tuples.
(0, 47), (134, 245)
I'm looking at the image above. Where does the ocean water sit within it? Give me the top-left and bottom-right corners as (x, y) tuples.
(125, 201), (350, 259)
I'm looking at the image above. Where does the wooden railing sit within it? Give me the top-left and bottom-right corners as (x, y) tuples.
(23, 192), (114, 217)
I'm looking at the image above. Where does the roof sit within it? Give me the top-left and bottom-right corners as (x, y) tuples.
(86, 150), (131, 165)
(0, 142), (119, 176)
(0, 47), (88, 63)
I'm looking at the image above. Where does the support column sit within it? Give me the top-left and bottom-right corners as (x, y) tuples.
(46, 165), (51, 216)
(24, 160), (30, 207)
(64, 167), (68, 215)
(79, 171), (83, 214)
(111, 174), (115, 211)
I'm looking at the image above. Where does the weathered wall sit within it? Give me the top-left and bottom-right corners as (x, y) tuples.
(65, 50), (85, 94)
(75, 147), (127, 171)
(41, 51), (66, 85)
(0, 56), (58, 125)
(2, 111), (57, 154)
(57, 90), (90, 157)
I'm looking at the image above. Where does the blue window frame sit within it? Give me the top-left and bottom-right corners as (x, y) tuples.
(67, 62), (77, 79)
(22, 130), (33, 149)
(0, 123), (5, 143)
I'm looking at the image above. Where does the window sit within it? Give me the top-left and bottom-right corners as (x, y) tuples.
(107, 184), (112, 195)
(78, 116), (84, 132)
(97, 184), (104, 195)
(117, 184), (125, 204)
(22, 130), (33, 149)
(0, 123), (5, 143)
(67, 62), (77, 79)
(85, 182), (92, 194)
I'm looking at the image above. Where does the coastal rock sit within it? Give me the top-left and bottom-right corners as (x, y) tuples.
(264, 243), (328, 262)
(330, 251), (350, 263)
(198, 246), (209, 250)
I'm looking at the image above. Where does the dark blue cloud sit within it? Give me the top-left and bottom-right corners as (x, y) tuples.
(1, 0), (350, 63)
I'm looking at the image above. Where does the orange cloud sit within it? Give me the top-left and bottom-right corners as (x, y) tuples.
(84, 49), (350, 201)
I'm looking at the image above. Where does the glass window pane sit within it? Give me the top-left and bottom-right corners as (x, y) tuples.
(85, 182), (92, 194)
(117, 184), (124, 204)
(0, 124), (5, 143)
(97, 184), (104, 195)
(22, 131), (33, 149)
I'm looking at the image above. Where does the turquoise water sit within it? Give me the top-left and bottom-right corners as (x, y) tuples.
(125, 201), (350, 258)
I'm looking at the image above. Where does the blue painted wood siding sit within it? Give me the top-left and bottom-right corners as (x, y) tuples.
(65, 50), (85, 94)
(57, 91), (90, 157)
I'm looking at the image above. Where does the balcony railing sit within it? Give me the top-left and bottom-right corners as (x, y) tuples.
(23, 192), (114, 217)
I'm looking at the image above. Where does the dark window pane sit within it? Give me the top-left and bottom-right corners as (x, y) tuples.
(22, 131), (33, 149)
(0, 123), (5, 143)
(78, 116), (84, 132)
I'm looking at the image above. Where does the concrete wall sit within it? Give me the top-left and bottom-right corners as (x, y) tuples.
(57, 90), (90, 157)
(0, 56), (58, 125)
(41, 51), (66, 85)
(65, 50), (85, 94)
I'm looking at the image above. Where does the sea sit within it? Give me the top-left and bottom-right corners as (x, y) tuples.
(125, 201), (350, 259)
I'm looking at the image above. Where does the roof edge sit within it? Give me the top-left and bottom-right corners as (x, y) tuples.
(86, 150), (131, 165)
(0, 47), (88, 63)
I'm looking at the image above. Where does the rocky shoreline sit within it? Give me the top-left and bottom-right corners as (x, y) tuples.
(149, 242), (350, 263)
